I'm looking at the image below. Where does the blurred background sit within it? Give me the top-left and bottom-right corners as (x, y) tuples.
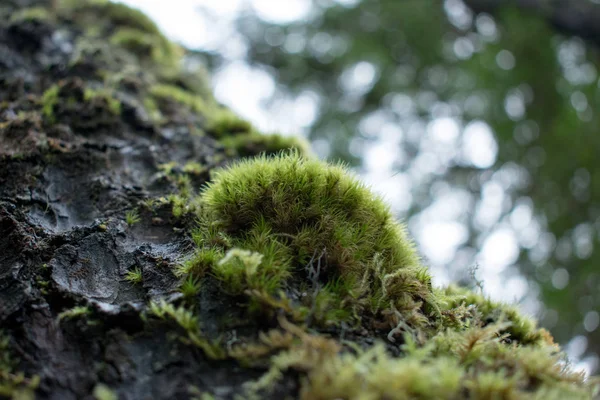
(119, 0), (600, 375)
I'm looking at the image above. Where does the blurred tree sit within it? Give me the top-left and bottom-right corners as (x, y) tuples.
(206, 0), (600, 371)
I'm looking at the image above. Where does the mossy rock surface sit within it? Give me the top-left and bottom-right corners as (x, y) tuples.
(0, 1), (598, 400)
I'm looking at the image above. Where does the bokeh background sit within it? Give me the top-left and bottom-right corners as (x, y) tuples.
(119, 0), (600, 375)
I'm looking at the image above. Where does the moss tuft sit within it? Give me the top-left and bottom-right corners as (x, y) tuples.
(125, 209), (141, 226)
(206, 109), (252, 138)
(124, 267), (143, 284)
(222, 132), (312, 158)
(110, 27), (177, 66)
(9, 7), (52, 23)
(148, 84), (206, 116)
(196, 151), (431, 325)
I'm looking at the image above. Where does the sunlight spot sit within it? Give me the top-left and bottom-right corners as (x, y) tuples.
(462, 121), (498, 168)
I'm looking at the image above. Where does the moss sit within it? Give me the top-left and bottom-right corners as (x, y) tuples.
(176, 247), (225, 278)
(182, 161), (206, 176)
(125, 209), (141, 226)
(83, 88), (121, 116)
(221, 131), (312, 158)
(59, 0), (162, 37)
(40, 81), (121, 128)
(124, 267), (143, 284)
(147, 300), (226, 359)
(110, 27), (177, 66)
(92, 383), (117, 400)
(197, 151), (431, 326)
(206, 109), (253, 138)
(148, 84), (207, 116)
(9, 7), (52, 23)
(57, 306), (91, 321)
(243, 317), (595, 399)
(0, 332), (39, 399)
(41, 84), (60, 123)
(440, 285), (551, 346)
(179, 275), (202, 299)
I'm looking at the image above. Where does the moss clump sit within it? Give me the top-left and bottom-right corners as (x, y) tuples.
(9, 7), (52, 23)
(441, 285), (551, 346)
(222, 131), (312, 158)
(206, 109), (253, 138)
(40, 80), (121, 130)
(110, 27), (177, 66)
(147, 84), (207, 116)
(256, 321), (591, 400)
(195, 151), (432, 326)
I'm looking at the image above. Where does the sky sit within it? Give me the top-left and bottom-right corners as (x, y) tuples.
(117, 0), (596, 374)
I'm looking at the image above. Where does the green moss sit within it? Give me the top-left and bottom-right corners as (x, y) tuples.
(57, 306), (91, 321)
(110, 27), (177, 66)
(125, 209), (141, 226)
(206, 109), (252, 138)
(92, 384), (117, 400)
(196, 151), (431, 326)
(9, 7), (52, 23)
(221, 131), (312, 158)
(183, 161), (206, 176)
(176, 247), (224, 278)
(41, 85), (60, 123)
(124, 267), (143, 284)
(0, 333), (38, 399)
(59, 0), (162, 36)
(148, 84), (207, 116)
(84, 88), (121, 115)
(40, 82), (121, 125)
(180, 275), (202, 299)
(147, 300), (226, 359)
(244, 319), (595, 399)
(440, 285), (551, 346)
